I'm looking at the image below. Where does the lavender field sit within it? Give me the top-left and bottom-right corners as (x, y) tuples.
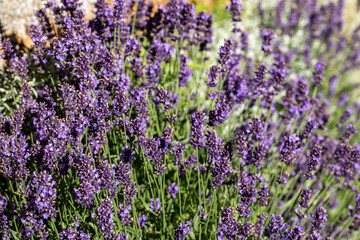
(1, 0), (360, 239)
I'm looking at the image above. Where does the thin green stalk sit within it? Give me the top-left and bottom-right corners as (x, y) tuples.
(196, 148), (206, 207)
(142, 150), (156, 203)
(308, 177), (337, 212)
(199, 223), (202, 240)
(312, 86), (318, 99)
(159, 176), (166, 236)
(265, 98), (274, 125)
(148, 95), (162, 136)
(8, 181), (19, 233)
(336, 211), (357, 240)
(132, 201), (141, 232)
(51, 218), (60, 239)
(204, 188), (217, 234)
(183, 166), (194, 210)
(176, 166), (182, 218)
(131, 0), (140, 37)
(269, 163), (285, 215)
(285, 182), (306, 222)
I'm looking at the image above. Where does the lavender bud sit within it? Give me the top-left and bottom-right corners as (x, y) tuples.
(167, 182), (179, 199)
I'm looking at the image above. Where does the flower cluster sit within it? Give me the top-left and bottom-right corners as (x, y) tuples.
(0, 0), (359, 239)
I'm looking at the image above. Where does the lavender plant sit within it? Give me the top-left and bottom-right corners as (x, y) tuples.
(1, 0), (360, 239)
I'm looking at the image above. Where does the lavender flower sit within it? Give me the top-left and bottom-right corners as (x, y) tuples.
(235, 130), (250, 161)
(124, 37), (141, 57)
(257, 183), (269, 207)
(295, 208), (307, 222)
(218, 38), (234, 72)
(302, 118), (319, 140)
(194, 11), (214, 51)
(239, 221), (253, 239)
(198, 205), (207, 219)
(115, 162), (137, 204)
(97, 197), (114, 237)
(117, 204), (132, 226)
(207, 66), (221, 87)
(150, 198), (162, 214)
(60, 227), (90, 240)
(90, 0), (115, 40)
(250, 117), (265, 142)
(252, 143), (266, 170)
(130, 87), (149, 118)
(147, 39), (174, 63)
(305, 145), (322, 179)
(0, 131), (30, 181)
(189, 111), (208, 149)
(114, 0), (128, 20)
(310, 207), (328, 238)
(98, 160), (117, 198)
(174, 221), (193, 240)
(0, 39), (13, 60)
(121, 146), (135, 163)
(287, 225), (305, 240)
(158, 126), (174, 155)
(261, 29), (276, 53)
(10, 55), (28, 80)
(0, 197), (10, 239)
(20, 213), (49, 239)
(355, 193), (360, 212)
(26, 171), (57, 220)
(167, 182), (179, 198)
(266, 214), (287, 238)
(112, 86), (129, 117)
(328, 75), (338, 98)
(277, 172), (289, 184)
(217, 207), (239, 240)
(178, 54), (192, 87)
(205, 129), (232, 188)
(237, 172), (258, 205)
(341, 124), (358, 141)
(210, 151), (232, 189)
(269, 49), (287, 93)
(173, 142), (185, 167)
(254, 213), (266, 235)
(141, 136), (165, 175)
(254, 64), (267, 95)
(279, 134), (300, 165)
(184, 154), (197, 168)
(339, 109), (354, 124)
(338, 92), (349, 107)
(299, 188), (312, 208)
(138, 214), (147, 228)
(226, 0), (243, 22)
(72, 152), (99, 208)
(153, 88), (174, 111)
(312, 62), (327, 87)
(237, 201), (253, 218)
(208, 94), (231, 127)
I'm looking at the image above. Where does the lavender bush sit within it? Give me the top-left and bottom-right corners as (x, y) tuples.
(1, 0), (360, 239)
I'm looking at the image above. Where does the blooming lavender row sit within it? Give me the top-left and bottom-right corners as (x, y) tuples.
(0, 0), (360, 239)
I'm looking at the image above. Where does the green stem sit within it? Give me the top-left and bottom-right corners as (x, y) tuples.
(131, 0), (140, 37)
(159, 176), (166, 236)
(285, 182), (306, 222)
(336, 211), (357, 240)
(196, 148), (205, 206)
(204, 188), (217, 235)
(269, 163), (285, 215)
(51, 218), (60, 239)
(176, 166), (182, 218)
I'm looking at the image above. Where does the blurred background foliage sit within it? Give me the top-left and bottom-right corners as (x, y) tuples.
(1, 0), (360, 118)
